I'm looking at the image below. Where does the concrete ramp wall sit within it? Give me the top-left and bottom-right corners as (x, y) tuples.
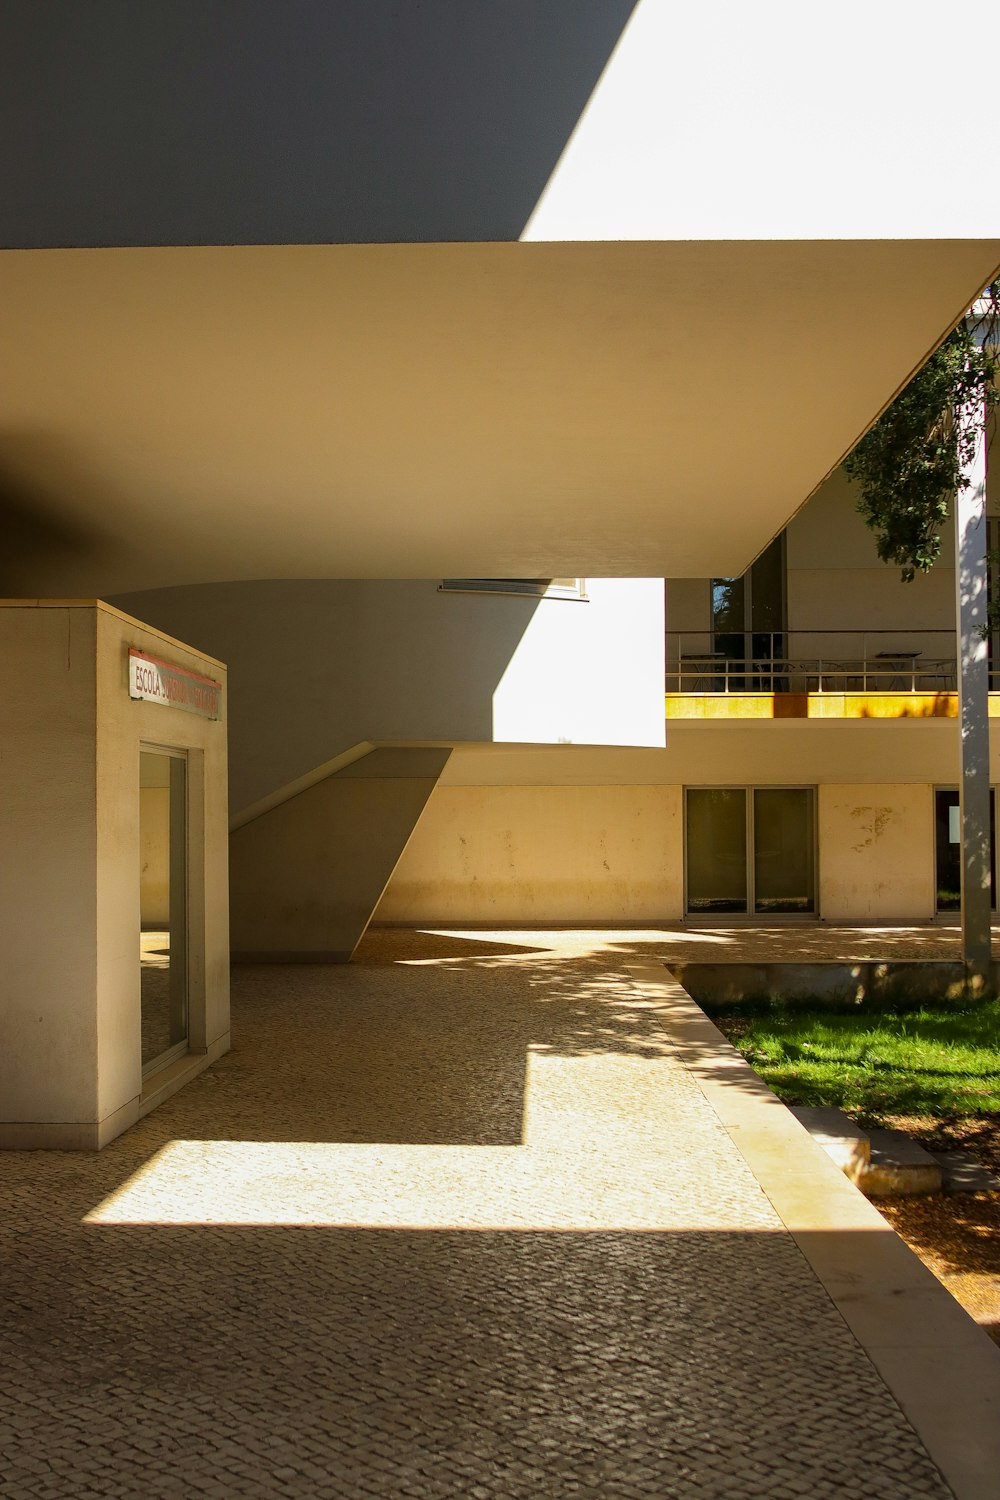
(230, 747), (451, 962)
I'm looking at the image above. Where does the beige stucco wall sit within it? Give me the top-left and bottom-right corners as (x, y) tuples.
(818, 784), (936, 922)
(377, 773), (940, 926)
(376, 782), (684, 924)
(374, 742), (970, 925)
(0, 601), (229, 1148)
(0, 605), (99, 1124)
(661, 719), (982, 787)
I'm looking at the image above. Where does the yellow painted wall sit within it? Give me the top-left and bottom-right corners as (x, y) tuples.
(665, 693), (959, 719)
(818, 784), (935, 922)
(375, 784), (684, 924)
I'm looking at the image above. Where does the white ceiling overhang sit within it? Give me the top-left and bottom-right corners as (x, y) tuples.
(3, 238), (999, 595)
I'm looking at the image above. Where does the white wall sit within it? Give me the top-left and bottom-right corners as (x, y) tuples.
(524, 0), (1000, 241)
(492, 578), (663, 747)
(111, 578), (665, 816)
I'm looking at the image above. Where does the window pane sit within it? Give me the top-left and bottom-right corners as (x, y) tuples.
(711, 577), (744, 635)
(686, 788), (748, 913)
(140, 751), (188, 1069)
(749, 535), (784, 635)
(753, 788), (814, 914)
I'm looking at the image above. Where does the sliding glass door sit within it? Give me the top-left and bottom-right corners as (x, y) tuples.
(686, 788), (748, 914)
(686, 787), (815, 916)
(752, 788), (815, 914)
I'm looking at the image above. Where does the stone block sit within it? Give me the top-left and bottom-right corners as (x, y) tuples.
(859, 1130), (942, 1198)
(790, 1106), (871, 1181)
(932, 1151), (1000, 1195)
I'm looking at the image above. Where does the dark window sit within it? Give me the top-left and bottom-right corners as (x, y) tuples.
(934, 788), (996, 912)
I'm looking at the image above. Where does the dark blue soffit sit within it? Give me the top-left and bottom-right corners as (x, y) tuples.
(0, 0), (637, 248)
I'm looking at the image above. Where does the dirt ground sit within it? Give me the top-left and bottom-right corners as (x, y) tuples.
(876, 1115), (1000, 1347)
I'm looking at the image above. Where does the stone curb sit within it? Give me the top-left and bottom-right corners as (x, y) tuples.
(625, 960), (1000, 1500)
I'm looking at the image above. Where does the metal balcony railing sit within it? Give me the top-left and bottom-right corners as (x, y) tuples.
(665, 630), (967, 693)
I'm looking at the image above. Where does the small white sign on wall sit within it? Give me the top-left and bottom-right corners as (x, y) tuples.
(128, 649), (221, 720)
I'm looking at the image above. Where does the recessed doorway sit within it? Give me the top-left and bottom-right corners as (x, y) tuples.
(139, 748), (189, 1073)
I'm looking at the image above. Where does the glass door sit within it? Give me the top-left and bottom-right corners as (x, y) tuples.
(752, 788), (815, 913)
(686, 788), (748, 913)
(139, 749), (189, 1072)
(935, 788), (996, 913)
(685, 786), (816, 915)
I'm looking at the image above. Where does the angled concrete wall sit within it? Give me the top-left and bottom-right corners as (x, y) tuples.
(230, 747), (451, 961)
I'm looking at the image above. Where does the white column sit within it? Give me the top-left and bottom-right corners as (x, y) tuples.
(954, 405), (992, 982)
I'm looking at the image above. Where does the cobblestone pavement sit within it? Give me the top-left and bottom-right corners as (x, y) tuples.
(0, 928), (960, 1499)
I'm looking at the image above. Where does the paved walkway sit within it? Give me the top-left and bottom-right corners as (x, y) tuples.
(1, 927), (998, 1498)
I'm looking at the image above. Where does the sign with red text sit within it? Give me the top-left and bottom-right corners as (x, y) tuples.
(128, 649), (222, 720)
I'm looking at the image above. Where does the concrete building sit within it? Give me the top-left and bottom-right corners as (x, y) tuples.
(4, 1), (1000, 1140)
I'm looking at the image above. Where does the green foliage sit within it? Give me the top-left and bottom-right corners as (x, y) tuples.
(714, 1001), (1000, 1125)
(844, 285), (1000, 581)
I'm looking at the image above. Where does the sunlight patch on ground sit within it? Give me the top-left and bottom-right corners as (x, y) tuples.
(402, 926), (735, 960)
(82, 1135), (773, 1231)
(84, 1050), (774, 1231)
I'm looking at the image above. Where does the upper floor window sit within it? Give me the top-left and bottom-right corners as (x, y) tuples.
(711, 533), (785, 662)
(439, 579), (587, 600)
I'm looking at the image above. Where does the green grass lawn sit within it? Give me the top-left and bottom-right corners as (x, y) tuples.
(710, 999), (1000, 1125)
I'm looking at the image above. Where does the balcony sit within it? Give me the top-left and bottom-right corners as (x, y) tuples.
(664, 630), (978, 720)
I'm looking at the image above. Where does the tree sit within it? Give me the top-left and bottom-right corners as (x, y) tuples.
(845, 282), (1000, 982)
(844, 283), (1000, 580)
